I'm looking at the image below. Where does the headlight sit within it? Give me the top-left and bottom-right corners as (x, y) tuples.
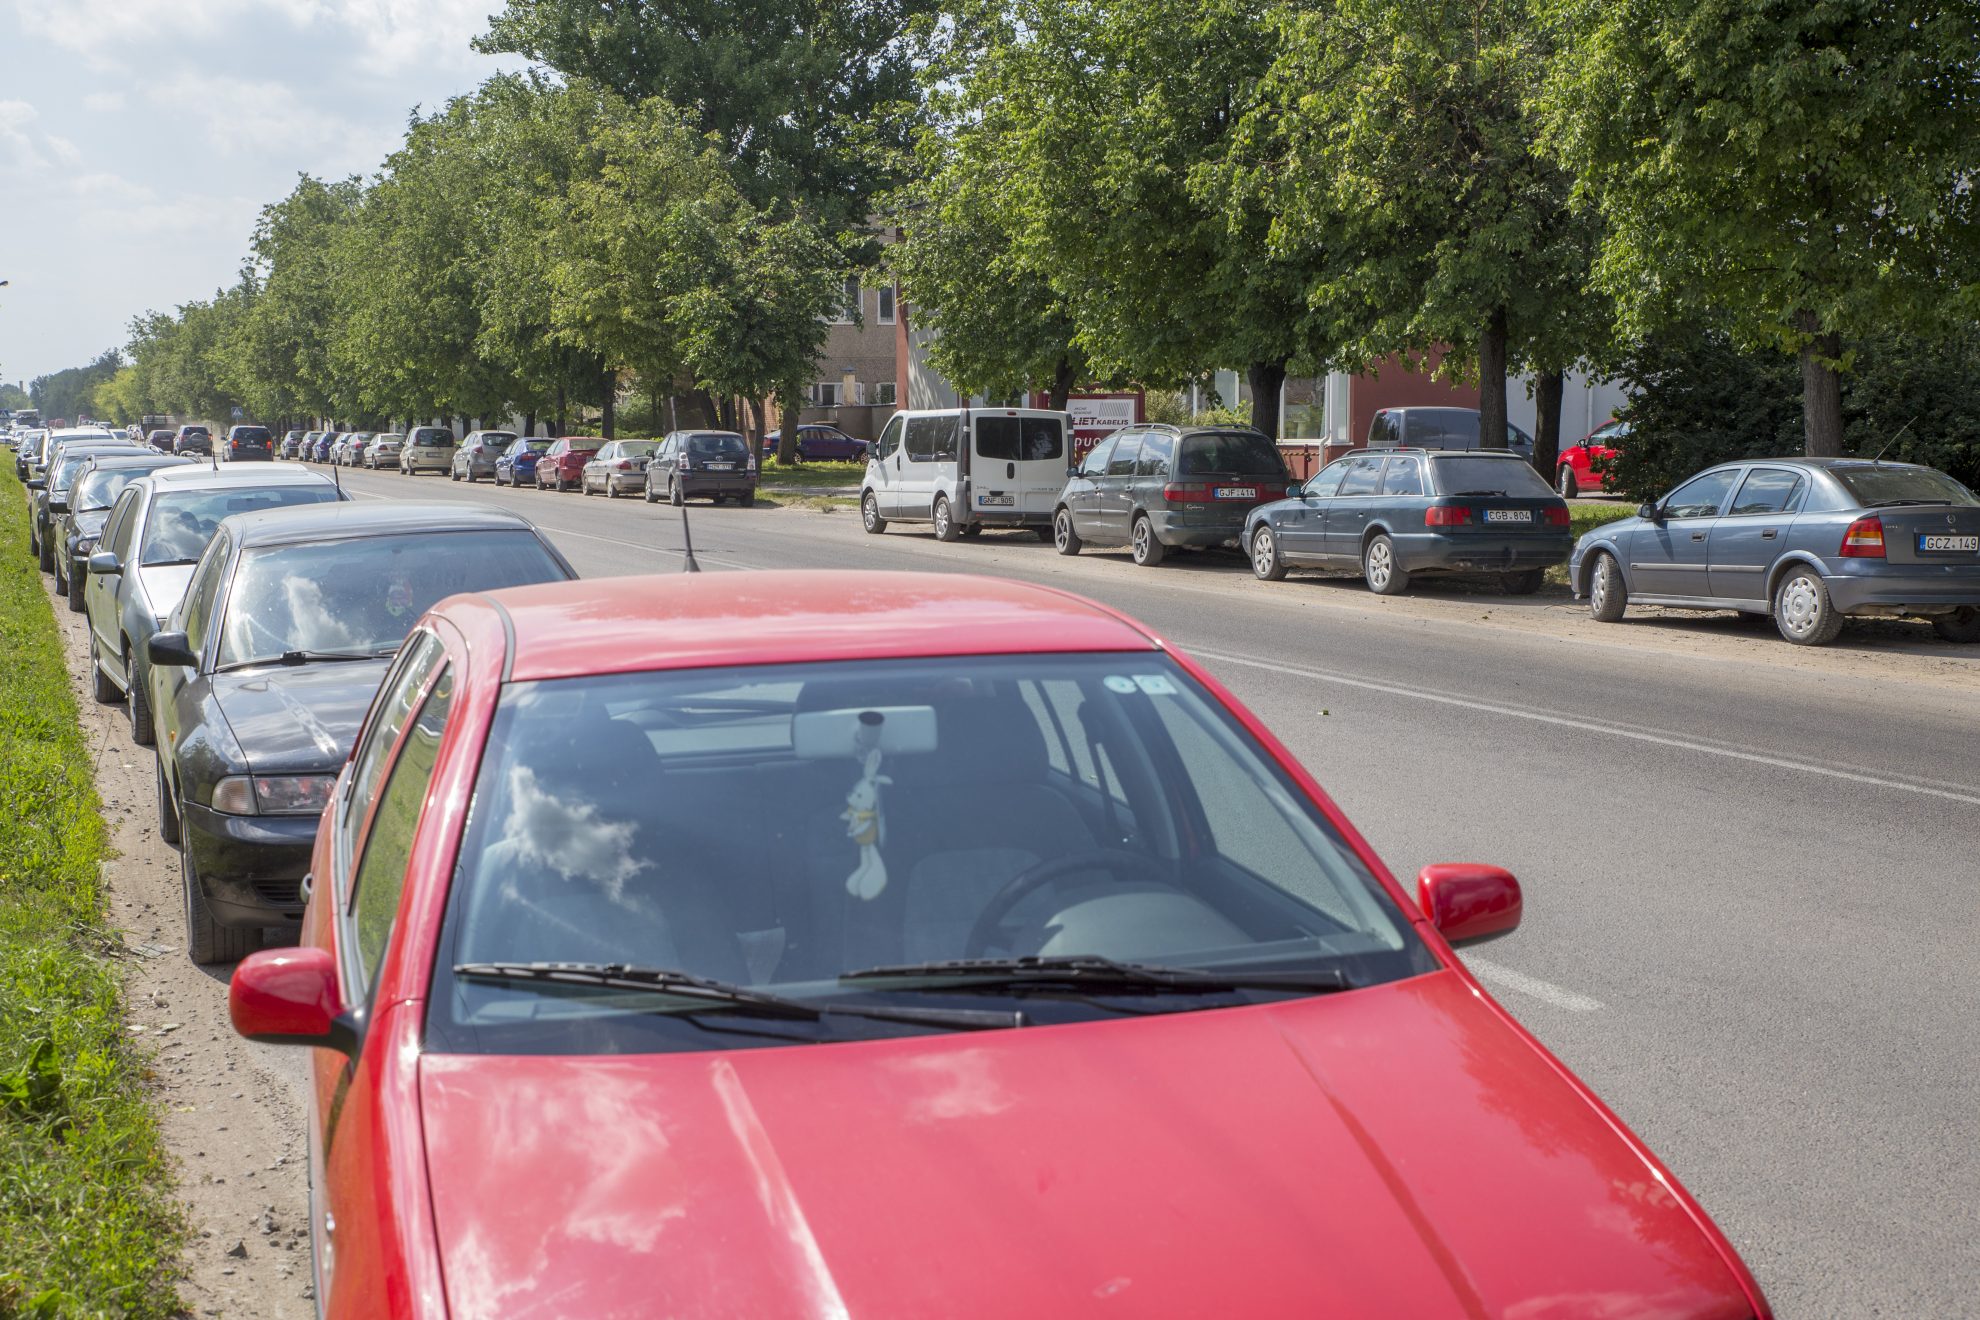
(76, 536), (98, 555)
(210, 774), (337, 816)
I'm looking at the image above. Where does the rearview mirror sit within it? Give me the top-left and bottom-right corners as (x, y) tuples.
(228, 947), (356, 1055)
(147, 631), (198, 667)
(793, 706), (938, 759)
(1416, 863), (1522, 947)
(87, 551), (121, 576)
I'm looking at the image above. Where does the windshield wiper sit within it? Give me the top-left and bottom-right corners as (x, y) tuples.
(455, 961), (1023, 1031)
(841, 954), (1355, 995)
(139, 557), (202, 567)
(1866, 498), (1936, 508)
(217, 647), (391, 672)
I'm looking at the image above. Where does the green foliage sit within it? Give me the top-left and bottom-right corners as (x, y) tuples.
(29, 350), (123, 424)
(0, 384), (28, 411)
(0, 470), (186, 1316)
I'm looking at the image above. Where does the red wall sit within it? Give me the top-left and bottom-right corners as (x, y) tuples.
(1347, 351), (1479, 449)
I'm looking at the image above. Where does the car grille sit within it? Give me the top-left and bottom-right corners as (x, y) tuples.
(250, 878), (304, 910)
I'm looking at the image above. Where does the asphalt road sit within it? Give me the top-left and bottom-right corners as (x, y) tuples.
(336, 464), (1979, 1316)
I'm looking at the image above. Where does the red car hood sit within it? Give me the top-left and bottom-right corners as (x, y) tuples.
(419, 971), (1752, 1319)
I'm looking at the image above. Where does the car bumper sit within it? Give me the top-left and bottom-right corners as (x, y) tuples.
(1824, 567), (1980, 614)
(608, 472), (647, 492)
(1148, 507), (1256, 547)
(181, 801), (319, 927)
(1393, 531), (1573, 573)
(682, 473), (757, 495)
(403, 453), (449, 469)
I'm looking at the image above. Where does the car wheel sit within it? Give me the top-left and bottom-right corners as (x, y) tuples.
(1932, 606), (1980, 643)
(1131, 514), (1166, 567)
(1362, 533), (1407, 594)
(128, 648), (155, 745)
(1557, 466), (1579, 498)
(739, 492), (755, 508)
(582, 476), (594, 496)
(1589, 551), (1627, 622)
(933, 496), (961, 542)
(89, 635), (119, 704)
(862, 492), (887, 534)
(1053, 507), (1082, 556)
(37, 530), (53, 572)
(450, 467), (461, 481)
(157, 757), (180, 848)
(1251, 525), (1288, 581)
(66, 560), (85, 612)
(670, 479), (685, 507)
(182, 838), (260, 966)
(1773, 566), (1844, 645)
(643, 479), (659, 504)
(1501, 568), (1545, 595)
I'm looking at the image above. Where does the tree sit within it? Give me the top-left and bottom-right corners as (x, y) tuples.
(30, 350), (122, 422)
(244, 176), (364, 421)
(1541, 0), (1980, 457)
(1255, 0), (1599, 450)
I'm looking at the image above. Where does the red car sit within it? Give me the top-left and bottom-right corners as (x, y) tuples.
(231, 573), (1768, 1319)
(1557, 418), (1629, 497)
(534, 435), (604, 491)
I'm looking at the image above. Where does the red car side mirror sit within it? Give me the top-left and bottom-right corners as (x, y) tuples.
(229, 947), (357, 1055)
(1417, 864), (1522, 947)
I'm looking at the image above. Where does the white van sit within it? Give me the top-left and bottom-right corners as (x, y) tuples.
(860, 407), (1070, 541)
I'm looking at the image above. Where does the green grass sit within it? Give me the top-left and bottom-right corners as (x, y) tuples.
(0, 470), (185, 1317)
(757, 460), (865, 488)
(1569, 501), (1638, 541)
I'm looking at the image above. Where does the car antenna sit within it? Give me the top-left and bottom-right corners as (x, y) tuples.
(1867, 417), (1915, 466)
(679, 499), (701, 573)
(332, 458), (341, 493)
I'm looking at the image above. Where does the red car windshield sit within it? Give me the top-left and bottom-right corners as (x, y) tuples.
(427, 653), (1432, 1055)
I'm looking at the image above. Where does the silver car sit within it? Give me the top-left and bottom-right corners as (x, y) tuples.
(364, 433), (405, 468)
(1569, 458), (1980, 645)
(398, 426), (456, 474)
(581, 439), (658, 497)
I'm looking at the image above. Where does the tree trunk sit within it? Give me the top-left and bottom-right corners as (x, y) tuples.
(748, 397), (767, 441)
(778, 391), (802, 465)
(1247, 360), (1288, 440)
(523, 411), (536, 438)
(1531, 369), (1565, 477)
(600, 368), (617, 440)
(553, 384), (566, 437)
(1797, 312), (1844, 456)
(1049, 357), (1078, 410)
(1478, 307), (1509, 449)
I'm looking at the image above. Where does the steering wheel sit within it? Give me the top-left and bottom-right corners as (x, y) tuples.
(963, 849), (1167, 960)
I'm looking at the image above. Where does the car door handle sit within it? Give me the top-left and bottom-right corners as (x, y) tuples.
(1006, 462), (1015, 479)
(1760, 529), (1778, 539)
(1690, 532), (1707, 541)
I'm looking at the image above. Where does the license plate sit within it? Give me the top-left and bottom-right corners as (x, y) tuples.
(1919, 534), (1978, 552)
(705, 462), (734, 471)
(978, 492), (1014, 507)
(1215, 487), (1257, 500)
(1485, 509), (1533, 523)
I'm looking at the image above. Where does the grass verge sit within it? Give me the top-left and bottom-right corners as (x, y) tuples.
(758, 460), (864, 488)
(0, 466), (185, 1317)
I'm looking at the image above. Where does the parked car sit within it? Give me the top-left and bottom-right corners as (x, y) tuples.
(172, 425), (212, 456)
(53, 453), (192, 610)
(146, 429), (178, 453)
(1367, 407), (1535, 462)
(1053, 424), (1297, 567)
(83, 466), (345, 748)
(29, 435), (129, 571)
(364, 433), (405, 468)
(13, 429), (48, 479)
(311, 432), (339, 463)
(1557, 420), (1628, 498)
(1570, 457), (1980, 645)
(397, 426), (455, 475)
(581, 439), (658, 497)
(762, 423), (868, 463)
(148, 503), (577, 963)
(227, 570), (1772, 1319)
(643, 431), (755, 505)
(1246, 449), (1572, 595)
(340, 432), (376, 467)
(223, 425), (275, 461)
(534, 436), (603, 492)
(861, 408), (1069, 540)
(494, 437), (552, 486)
(452, 431), (517, 482)
(281, 430), (308, 459)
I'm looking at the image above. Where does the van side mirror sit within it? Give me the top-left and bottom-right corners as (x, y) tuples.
(147, 631), (198, 667)
(87, 551), (122, 576)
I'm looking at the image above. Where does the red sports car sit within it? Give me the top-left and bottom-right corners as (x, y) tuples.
(1557, 418), (1629, 497)
(232, 572), (1768, 1319)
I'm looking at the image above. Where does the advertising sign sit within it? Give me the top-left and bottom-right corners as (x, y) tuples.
(1033, 391), (1142, 460)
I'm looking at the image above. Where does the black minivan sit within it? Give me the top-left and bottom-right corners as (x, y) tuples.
(1053, 424), (1295, 566)
(644, 430), (758, 506)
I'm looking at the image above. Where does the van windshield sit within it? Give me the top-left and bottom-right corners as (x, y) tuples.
(1178, 432), (1285, 478)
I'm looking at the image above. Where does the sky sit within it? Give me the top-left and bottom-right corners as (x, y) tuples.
(0, 0), (526, 389)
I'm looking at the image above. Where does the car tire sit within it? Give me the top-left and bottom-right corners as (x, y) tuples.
(157, 757), (180, 848)
(182, 840), (260, 966)
(862, 492), (887, 534)
(1362, 533), (1407, 594)
(582, 477), (594, 496)
(1131, 514), (1166, 567)
(90, 635), (119, 704)
(933, 496), (961, 542)
(128, 648), (155, 745)
(66, 561), (85, 612)
(1773, 566), (1844, 645)
(643, 480), (659, 504)
(1932, 607), (1980, 643)
(38, 530), (53, 572)
(1251, 525), (1288, 580)
(1501, 568), (1545, 595)
(1588, 551), (1627, 622)
(740, 492), (755, 508)
(1557, 466), (1579, 499)
(1053, 508), (1082, 555)
(670, 479), (685, 507)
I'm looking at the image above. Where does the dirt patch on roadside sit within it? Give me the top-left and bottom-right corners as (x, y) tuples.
(43, 580), (312, 1319)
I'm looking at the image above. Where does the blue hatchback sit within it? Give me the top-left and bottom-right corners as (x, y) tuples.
(495, 437), (553, 486)
(1246, 449), (1572, 595)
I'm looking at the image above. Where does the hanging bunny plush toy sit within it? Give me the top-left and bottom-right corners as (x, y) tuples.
(842, 744), (892, 901)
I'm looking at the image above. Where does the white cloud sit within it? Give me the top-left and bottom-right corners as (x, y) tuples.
(162, 74), (363, 161)
(0, 99), (48, 170)
(82, 92), (124, 112)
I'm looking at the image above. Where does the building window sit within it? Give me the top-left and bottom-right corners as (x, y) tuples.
(877, 284), (896, 325)
(812, 382), (841, 407)
(872, 381), (897, 406)
(829, 277), (860, 325)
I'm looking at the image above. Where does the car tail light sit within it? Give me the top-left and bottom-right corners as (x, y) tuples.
(1841, 515), (1886, 558)
(1425, 505), (1471, 526)
(680, 457), (694, 471)
(1162, 483), (1213, 502)
(1544, 506), (1571, 527)
(614, 459), (631, 470)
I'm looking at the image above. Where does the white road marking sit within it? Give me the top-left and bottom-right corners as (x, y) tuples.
(1191, 647), (1980, 807)
(1465, 957), (1606, 1012)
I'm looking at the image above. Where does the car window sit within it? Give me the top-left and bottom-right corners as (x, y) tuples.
(905, 415), (959, 463)
(140, 485), (339, 566)
(1368, 413), (1400, 446)
(594, 444), (616, 461)
(974, 417), (1023, 461)
(1177, 432), (1284, 478)
(1020, 417), (1064, 462)
(873, 414), (904, 460)
(1407, 411), (1482, 449)
(1830, 465), (1978, 508)
(1136, 430), (1175, 477)
(1663, 469), (1738, 519)
(1428, 456), (1555, 497)
(1728, 468), (1805, 516)
(687, 433), (746, 457)
(1378, 457), (1423, 497)
(349, 665), (455, 992)
(102, 488), (140, 556)
(1337, 455), (1384, 496)
(339, 632), (447, 886)
(1303, 463), (1348, 498)
(1106, 431), (1142, 477)
(178, 536), (230, 653)
(1079, 436), (1116, 477)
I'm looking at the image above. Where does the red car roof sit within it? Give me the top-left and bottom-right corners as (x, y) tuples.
(460, 571), (1162, 683)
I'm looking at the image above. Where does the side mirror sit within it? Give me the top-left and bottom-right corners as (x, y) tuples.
(1417, 863), (1522, 947)
(25, 477), (44, 490)
(87, 551), (122, 576)
(147, 631), (198, 667)
(228, 947), (356, 1054)
(1637, 502), (1662, 522)
(49, 498), (68, 513)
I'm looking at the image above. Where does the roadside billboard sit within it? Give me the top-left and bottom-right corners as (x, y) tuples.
(1032, 391), (1142, 461)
